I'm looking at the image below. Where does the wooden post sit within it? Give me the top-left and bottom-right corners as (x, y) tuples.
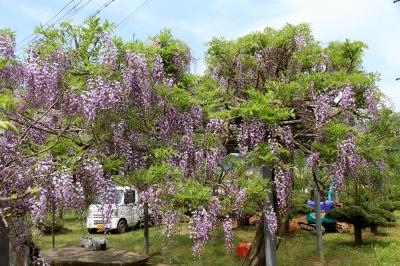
(262, 165), (277, 266)
(312, 167), (324, 261)
(143, 201), (149, 255)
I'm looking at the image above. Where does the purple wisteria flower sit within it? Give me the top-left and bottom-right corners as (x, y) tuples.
(238, 121), (266, 156)
(0, 32), (15, 59)
(222, 217), (233, 252)
(188, 200), (221, 257)
(279, 126), (294, 150)
(340, 85), (355, 109)
(364, 89), (378, 117)
(313, 92), (332, 125)
(307, 152), (320, 169)
(206, 118), (224, 133)
(102, 34), (118, 70)
(264, 205), (277, 239)
(274, 168), (293, 213)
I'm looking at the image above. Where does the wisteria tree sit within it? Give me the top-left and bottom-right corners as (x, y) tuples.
(1, 18), (398, 266)
(0, 21), (128, 264)
(203, 23), (394, 263)
(0, 18), (257, 262)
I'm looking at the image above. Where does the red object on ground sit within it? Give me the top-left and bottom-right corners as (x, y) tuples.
(236, 242), (252, 258)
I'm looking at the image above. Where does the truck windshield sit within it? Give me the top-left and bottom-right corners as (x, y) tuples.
(93, 190), (124, 204)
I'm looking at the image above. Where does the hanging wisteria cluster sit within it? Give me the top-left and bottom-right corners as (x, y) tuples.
(233, 188), (246, 216)
(188, 200), (221, 257)
(23, 48), (70, 109)
(339, 85), (356, 109)
(222, 217), (233, 251)
(307, 152), (320, 170)
(101, 34), (118, 70)
(0, 32), (14, 59)
(312, 92), (333, 125)
(364, 89), (378, 117)
(0, 31), (22, 84)
(139, 187), (164, 224)
(329, 133), (366, 189)
(264, 205), (277, 239)
(279, 125), (294, 150)
(274, 167), (293, 213)
(237, 121), (266, 156)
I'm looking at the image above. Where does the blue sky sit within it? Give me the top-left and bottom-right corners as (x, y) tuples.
(1, 0), (400, 110)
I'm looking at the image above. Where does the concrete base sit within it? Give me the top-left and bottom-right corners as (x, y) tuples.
(41, 245), (149, 266)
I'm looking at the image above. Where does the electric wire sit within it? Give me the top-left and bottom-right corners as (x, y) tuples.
(89, 0), (116, 18)
(16, 0), (76, 48)
(16, 0), (94, 52)
(52, 0), (92, 25)
(116, 0), (152, 29)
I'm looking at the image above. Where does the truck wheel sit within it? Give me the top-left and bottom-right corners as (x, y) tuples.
(117, 219), (128, 234)
(88, 228), (97, 234)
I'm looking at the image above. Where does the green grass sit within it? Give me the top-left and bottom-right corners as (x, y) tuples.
(277, 211), (400, 266)
(35, 212), (255, 265)
(36, 212), (400, 265)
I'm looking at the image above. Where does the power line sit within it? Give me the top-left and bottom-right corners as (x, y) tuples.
(16, 0), (75, 48)
(16, 0), (94, 51)
(89, 0), (116, 18)
(52, 0), (92, 25)
(116, 0), (152, 29)
(16, 0), (87, 49)
(46, 0), (76, 25)
(16, 0), (149, 51)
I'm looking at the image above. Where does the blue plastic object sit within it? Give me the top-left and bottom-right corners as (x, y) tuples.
(306, 199), (335, 212)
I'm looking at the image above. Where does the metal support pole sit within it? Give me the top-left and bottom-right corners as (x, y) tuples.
(262, 165), (277, 266)
(312, 167), (324, 261)
(52, 201), (55, 249)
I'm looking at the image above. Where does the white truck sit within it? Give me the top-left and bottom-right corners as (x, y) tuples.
(86, 186), (142, 234)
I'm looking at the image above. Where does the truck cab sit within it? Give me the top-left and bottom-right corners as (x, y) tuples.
(86, 186), (140, 234)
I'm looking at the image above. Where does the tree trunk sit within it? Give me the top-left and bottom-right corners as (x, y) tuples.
(0, 217), (9, 266)
(243, 215), (266, 266)
(143, 201), (149, 255)
(354, 224), (363, 246)
(9, 217), (29, 266)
